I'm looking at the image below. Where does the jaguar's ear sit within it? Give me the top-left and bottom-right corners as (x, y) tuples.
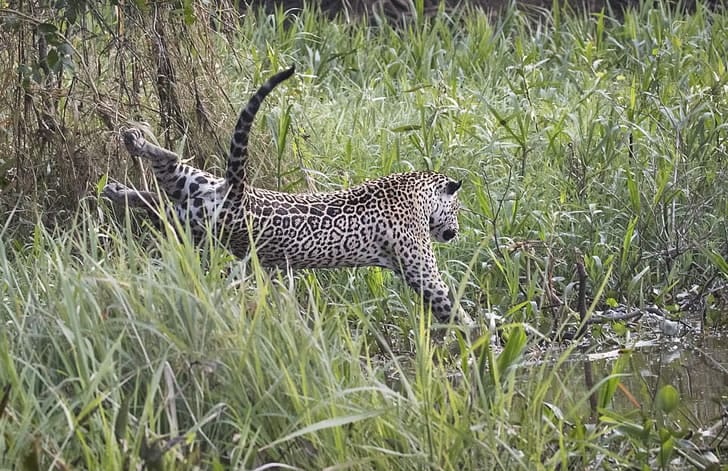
(444, 180), (462, 195)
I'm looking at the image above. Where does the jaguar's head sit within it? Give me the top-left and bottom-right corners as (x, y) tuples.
(429, 178), (462, 242)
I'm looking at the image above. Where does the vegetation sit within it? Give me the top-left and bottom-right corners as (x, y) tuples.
(1, 0), (727, 468)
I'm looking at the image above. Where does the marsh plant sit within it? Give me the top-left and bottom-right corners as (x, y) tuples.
(1, 0), (727, 468)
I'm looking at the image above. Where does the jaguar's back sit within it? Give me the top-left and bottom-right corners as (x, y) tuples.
(221, 172), (459, 270)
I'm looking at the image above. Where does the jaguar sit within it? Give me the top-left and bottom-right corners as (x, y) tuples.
(102, 66), (466, 322)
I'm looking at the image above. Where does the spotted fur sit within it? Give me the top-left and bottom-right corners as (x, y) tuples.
(227, 66), (295, 201)
(103, 68), (464, 322)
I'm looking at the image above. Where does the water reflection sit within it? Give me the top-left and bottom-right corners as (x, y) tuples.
(599, 334), (728, 426)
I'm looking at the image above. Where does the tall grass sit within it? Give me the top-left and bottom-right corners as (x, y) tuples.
(1, 1), (727, 468)
(0, 208), (592, 469)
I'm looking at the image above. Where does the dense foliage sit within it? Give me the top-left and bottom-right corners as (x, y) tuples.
(1, 1), (727, 468)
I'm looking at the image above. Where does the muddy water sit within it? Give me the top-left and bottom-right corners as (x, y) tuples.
(622, 334), (728, 424)
(584, 332), (728, 427)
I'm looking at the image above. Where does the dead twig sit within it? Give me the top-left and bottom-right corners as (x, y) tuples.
(585, 309), (643, 324)
(574, 255), (598, 418)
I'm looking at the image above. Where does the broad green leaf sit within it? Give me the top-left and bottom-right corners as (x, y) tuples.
(96, 174), (108, 196)
(656, 384), (680, 414)
(496, 325), (526, 376)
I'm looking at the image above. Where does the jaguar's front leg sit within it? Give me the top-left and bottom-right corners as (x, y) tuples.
(392, 241), (460, 323)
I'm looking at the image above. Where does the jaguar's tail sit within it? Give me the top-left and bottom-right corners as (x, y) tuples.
(225, 66), (295, 196)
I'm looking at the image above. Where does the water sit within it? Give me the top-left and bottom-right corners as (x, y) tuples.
(623, 334), (728, 426)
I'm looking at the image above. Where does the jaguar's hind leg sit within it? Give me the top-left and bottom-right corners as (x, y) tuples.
(122, 128), (181, 197)
(102, 181), (161, 208)
(101, 181), (165, 229)
(122, 128), (179, 164)
(121, 128), (223, 207)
